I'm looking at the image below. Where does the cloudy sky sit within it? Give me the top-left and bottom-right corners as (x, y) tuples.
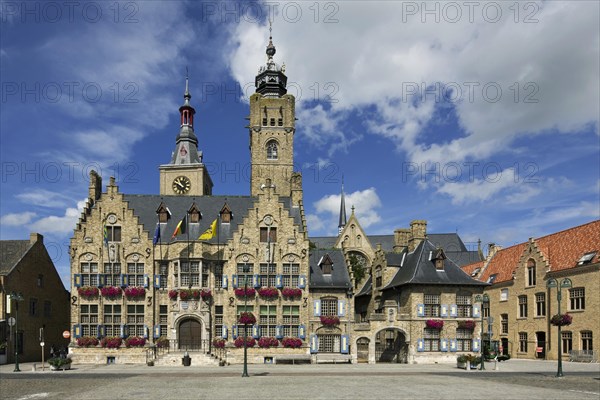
(1, 1), (599, 286)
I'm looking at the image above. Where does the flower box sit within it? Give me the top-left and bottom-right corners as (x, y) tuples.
(457, 320), (476, 330)
(168, 290), (178, 300)
(550, 313), (573, 327)
(48, 357), (72, 371)
(426, 319), (444, 330)
(124, 286), (146, 299)
(125, 336), (146, 348)
(100, 286), (122, 298)
(100, 336), (123, 349)
(258, 287), (279, 300)
(201, 289), (212, 300)
(238, 312), (257, 325)
(155, 336), (169, 348)
(281, 337), (303, 348)
(190, 289), (202, 300)
(234, 288), (256, 298)
(77, 286), (99, 298)
(179, 289), (191, 301)
(212, 339), (226, 349)
(320, 315), (340, 326)
(282, 287), (302, 298)
(234, 337), (256, 348)
(77, 336), (99, 347)
(258, 337), (279, 348)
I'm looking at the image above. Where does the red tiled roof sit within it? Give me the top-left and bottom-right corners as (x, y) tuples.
(479, 220), (600, 284)
(461, 260), (485, 276)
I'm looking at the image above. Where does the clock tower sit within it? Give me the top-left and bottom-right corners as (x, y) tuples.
(249, 27), (296, 197)
(159, 76), (213, 196)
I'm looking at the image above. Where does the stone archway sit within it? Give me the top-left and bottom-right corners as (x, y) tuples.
(178, 317), (202, 350)
(375, 328), (407, 363)
(356, 337), (370, 363)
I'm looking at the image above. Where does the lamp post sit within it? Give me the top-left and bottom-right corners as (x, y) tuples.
(475, 293), (489, 371)
(547, 277), (572, 378)
(241, 261), (249, 378)
(9, 292), (24, 372)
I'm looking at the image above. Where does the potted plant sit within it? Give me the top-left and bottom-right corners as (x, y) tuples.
(282, 337), (303, 348)
(457, 320), (476, 330)
(281, 287), (302, 299)
(212, 339), (226, 349)
(320, 315), (340, 327)
(550, 313), (573, 326)
(48, 357), (72, 371)
(234, 337), (256, 348)
(100, 336), (122, 349)
(238, 312), (256, 325)
(76, 336), (99, 347)
(258, 287), (279, 300)
(124, 286), (146, 299)
(425, 319), (444, 330)
(168, 290), (178, 300)
(234, 287), (256, 298)
(77, 286), (99, 298)
(258, 337), (279, 348)
(201, 289), (213, 301)
(125, 336), (146, 348)
(100, 286), (122, 298)
(457, 354), (480, 370)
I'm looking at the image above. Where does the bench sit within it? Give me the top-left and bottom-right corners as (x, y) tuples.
(315, 354), (352, 364)
(568, 350), (597, 363)
(274, 354), (312, 365)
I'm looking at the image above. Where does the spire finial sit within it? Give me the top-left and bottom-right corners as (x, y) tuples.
(338, 178), (347, 234)
(266, 20), (276, 59)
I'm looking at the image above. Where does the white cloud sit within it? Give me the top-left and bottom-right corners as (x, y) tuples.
(29, 200), (87, 234)
(16, 189), (75, 208)
(311, 187), (382, 235)
(1, 212), (36, 226)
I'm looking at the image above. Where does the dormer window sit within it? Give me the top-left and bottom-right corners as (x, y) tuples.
(319, 254), (333, 275)
(487, 274), (497, 284)
(156, 202), (171, 223)
(188, 203), (201, 224)
(435, 259), (444, 270)
(578, 251), (597, 265)
(266, 140), (278, 160)
(220, 203), (232, 224)
(433, 248), (446, 271)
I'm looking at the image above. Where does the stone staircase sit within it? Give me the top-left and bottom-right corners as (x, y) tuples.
(154, 351), (221, 366)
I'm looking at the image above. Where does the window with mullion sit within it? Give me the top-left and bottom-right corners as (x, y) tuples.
(282, 263), (299, 287)
(159, 305), (168, 336)
(535, 293), (546, 317)
(519, 332), (528, 352)
(214, 306), (223, 338)
(283, 305), (299, 337)
(424, 328), (440, 351)
(260, 305), (277, 337)
(127, 262), (145, 286)
(581, 331), (593, 351)
(562, 331), (572, 354)
(103, 304), (121, 337)
(518, 295), (528, 318)
(424, 294), (440, 317)
(456, 328), (472, 351)
(81, 262), (99, 286)
(237, 263), (254, 287)
(80, 304), (98, 337)
(127, 305), (145, 336)
(569, 288), (585, 310)
(159, 263), (168, 289)
(456, 294), (472, 317)
(501, 314), (508, 334)
(318, 334), (340, 353)
(260, 263), (276, 287)
(106, 226), (121, 242)
(104, 263), (121, 286)
(321, 298), (338, 316)
(214, 263), (223, 289)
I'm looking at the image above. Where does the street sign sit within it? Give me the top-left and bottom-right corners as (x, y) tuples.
(7, 317), (15, 326)
(62, 330), (71, 339)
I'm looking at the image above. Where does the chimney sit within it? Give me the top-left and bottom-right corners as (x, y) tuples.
(30, 232), (43, 244)
(88, 170), (102, 201)
(393, 228), (410, 253)
(486, 243), (503, 261)
(408, 220), (427, 252)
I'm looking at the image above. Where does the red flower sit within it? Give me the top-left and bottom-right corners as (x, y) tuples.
(258, 287), (279, 299)
(551, 313), (573, 327)
(191, 290), (201, 300)
(77, 336), (99, 347)
(238, 312), (256, 325)
(168, 290), (178, 300)
(258, 337), (280, 348)
(179, 289), (191, 301)
(234, 288), (256, 298)
(201, 289), (213, 300)
(78, 286), (99, 298)
(100, 286), (122, 298)
(100, 336), (122, 349)
(212, 339), (226, 349)
(124, 286), (146, 299)
(320, 315), (340, 326)
(282, 287), (302, 298)
(125, 336), (146, 348)
(234, 337), (256, 348)
(282, 337), (303, 348)
(426, 319), (444, 330)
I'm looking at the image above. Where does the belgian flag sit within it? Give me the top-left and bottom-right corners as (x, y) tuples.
(171, 215), (187, 238)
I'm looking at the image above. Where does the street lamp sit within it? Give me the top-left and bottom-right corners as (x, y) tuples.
(475, 293), (489, 371)
(547, 277), (572, 378)
(9, 292), (24, 372)
(241, 261), (249, 378)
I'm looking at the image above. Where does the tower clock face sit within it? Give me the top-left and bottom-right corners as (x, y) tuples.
(172, 176), (191, 194)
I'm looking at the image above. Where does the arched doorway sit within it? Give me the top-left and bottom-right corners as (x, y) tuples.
(375, 329), (407, 363)
(357, 337), (370, 363)
(178, 318), (202, 350)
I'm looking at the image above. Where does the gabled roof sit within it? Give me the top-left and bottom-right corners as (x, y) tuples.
(479, 220), (600, 284)
(0, 240), (33, 275)
(309, 249), (352, 290)
(356, 275), (372, 297)
(384, 240), (487, 289)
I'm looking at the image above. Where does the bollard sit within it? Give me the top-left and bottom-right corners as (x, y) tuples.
(31, 364), (36, 372)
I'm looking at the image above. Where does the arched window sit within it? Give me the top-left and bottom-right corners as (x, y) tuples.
(266, 140), (278, 160)
(527, 259), (536, 286)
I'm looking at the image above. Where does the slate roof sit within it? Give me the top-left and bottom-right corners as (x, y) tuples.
(383, 240), (487, 289)
(0, 240), (33, 275)
(355, 275), (372, 297)
(121, 194), (304, 244)
(309, 249), (352, 290)
(479, 220), (600, 285)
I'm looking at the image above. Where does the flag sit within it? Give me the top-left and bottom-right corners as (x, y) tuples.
(103, 225), (109, 247)
(199, 218), (217, 240)
(152, 222), (161, 246)
(171, 215), (187, 238)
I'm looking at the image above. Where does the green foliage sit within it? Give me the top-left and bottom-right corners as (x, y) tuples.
(349, 254), (366, 287)
(48, 357), (72, 367)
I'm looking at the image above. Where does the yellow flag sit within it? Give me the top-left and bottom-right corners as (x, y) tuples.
(199, 219), (217, 240)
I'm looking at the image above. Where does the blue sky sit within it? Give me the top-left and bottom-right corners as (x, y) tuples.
(1, 1), (599, 287)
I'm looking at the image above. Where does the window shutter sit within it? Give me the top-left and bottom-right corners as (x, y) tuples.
(222, 275), (228, 289)
(144, 274), (149, 289)
(153, 275), (161, 289)
(253, 274), (260, 288)
(341, 334), (350, 354)
(450, 304), (457, 318)
(74, 274), (82, 288)
(97, 324), (105, 338)
(120, 274), (127, 287)
(96, 274), (103, 287)
(450, 339), (457, 352)
(276, 274), (283, 289)
(73, 324), (82, 339)
(252, 324), (260, 339)
(441, 304), (448, 317)
(153, 325), (161, 339)
(417, 339), (425, 352)
(232, 274), (238, 288)
(232, 325), (238, 339)
(120, 324), (128, 339)
(310, 334), (318, 354)
(472, 338), (481, 352)
(314, 300), (321, 316)
(441, 339), (448, 352)
(143, 325), (149, 339)
(298, 275), (306, 289)
(338, 300), (346, 317)
(417, 303), (425, 317)
(222, 325), (228, 339)
(275, 325), (283, 339)
(472, 304), (481, 318)
(298, 324), (306, 339)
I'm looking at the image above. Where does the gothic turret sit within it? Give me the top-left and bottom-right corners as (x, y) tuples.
(170, 75), (202, 165)
(255, 23), (287, 97)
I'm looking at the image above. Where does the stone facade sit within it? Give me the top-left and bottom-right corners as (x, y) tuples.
(0, 233), (70, 364)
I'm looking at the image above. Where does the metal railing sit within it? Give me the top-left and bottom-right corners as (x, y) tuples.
(568, 350), (597, 363)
